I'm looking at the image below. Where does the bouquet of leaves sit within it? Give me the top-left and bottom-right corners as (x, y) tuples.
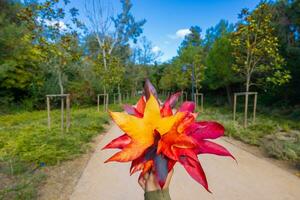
(103, 79), (234, 192)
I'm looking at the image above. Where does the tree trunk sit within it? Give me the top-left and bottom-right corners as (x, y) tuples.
(58, 70), (64, 133)
(244, 75), (250, 128)
(118, 84), (121, 104)
(58, 71), (64, 94)
(225, 85), (232, 106)
(102, 47), (108, 71)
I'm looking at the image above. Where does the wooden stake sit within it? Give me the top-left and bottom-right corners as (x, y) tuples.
(233, 94), (237, 122)
(253, 93), (257, 123)
(66, 95), (70, 132)
(201, 94), (204, 112)
(61, 96), (64, 132)
(244, 93), (249, 128)
(97, 94), (100, 112)
(47, 96), (51, 129)
(105, 94), (109, 111)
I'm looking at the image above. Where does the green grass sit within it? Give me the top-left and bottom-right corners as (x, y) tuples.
(0, 104), (123, 200)
(196, 104), (300, 167)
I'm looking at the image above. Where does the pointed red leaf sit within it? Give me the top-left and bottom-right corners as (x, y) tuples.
(178, 101), (196, 112)
(104, 142), (146, 163)
(179, 156), (210, 192)
(160, 103), (173, 117)
(102, 134), (131, 150)
(136, 96), (146, 114)
(186, 121), (225, 140)
(123, 104), (143, 118)
(164, 92), (181, 108)
(172, 147), (199, 162)
(195, 140), (235, 160)
(167, 159), (176, 172)
(144, 79), (158, 100)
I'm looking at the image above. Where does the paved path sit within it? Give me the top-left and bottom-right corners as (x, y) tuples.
(70, 124), (300, 200)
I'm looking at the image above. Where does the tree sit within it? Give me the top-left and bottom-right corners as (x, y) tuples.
(177, 26), (205, 93)
(232, 3), (290, 93)
(0, 1), (44, 101)
(85, 0), (146, 95)
(18, 0), (84, 95)
(132, 36), (162, 65)
(231, 3), (290, 126)
(204, 20), (237, 105)
(270, 0), (300, 105)
(204, 19), (234, 51)
(205, 35), (238, 105)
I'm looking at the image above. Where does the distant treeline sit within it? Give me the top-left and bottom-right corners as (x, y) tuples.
(0, 0), (299, 113)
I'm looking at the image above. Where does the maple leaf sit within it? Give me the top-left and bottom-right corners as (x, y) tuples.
(105, 94), (184, 163)
(103, 79), (235, 192)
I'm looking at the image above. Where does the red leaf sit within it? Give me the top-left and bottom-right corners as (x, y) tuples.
(104, 142), (146, 163)
(161, 92), (182, 117)
(172, 147), (199, 162)
(178, 101), (196, 112)
(144, 79), (158, 100)
(123, 104), (143, 118)
(186, 121), (224, 140)
(102, 134), (131, 150)
(136, 96), (146, 114)
(167, 159), (176, 172)
(130, 156), (145, 175)
(164, 92), (181, 108)
(195, 140), (235, 160)
(160, 103), (173, 117)
(157, 134), (196, 161)
(179, 156), (210, 192)
(154, 154), (169, 188)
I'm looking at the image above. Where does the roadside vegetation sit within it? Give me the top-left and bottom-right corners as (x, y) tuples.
(0, 106), (118, 200)
(196, 101), (300, 168)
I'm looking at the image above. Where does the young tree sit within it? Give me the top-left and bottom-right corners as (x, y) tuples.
(231, 3), (290, 126)
(85, 0), (145, 95)
(19, 0), (83, 95)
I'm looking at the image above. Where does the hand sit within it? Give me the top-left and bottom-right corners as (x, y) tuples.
(138, 169), (174, 192)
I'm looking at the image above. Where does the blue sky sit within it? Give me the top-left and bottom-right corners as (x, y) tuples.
(70, 0), (261, 62)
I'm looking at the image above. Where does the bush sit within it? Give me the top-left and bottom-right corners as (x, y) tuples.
(261, 131), (300, 167)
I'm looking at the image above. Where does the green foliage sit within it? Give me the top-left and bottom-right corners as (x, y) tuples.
(197, 103), (300, 165)
(231, 3), (290, 92)
(160, 26), (205, 92)
(0, 107), (111, 199)
(0, 108), (109, 166)
(205, 35), (238, 90)
(262, 131), (300, 166)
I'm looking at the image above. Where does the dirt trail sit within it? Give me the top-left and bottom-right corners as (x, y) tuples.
(70, 124), (300, 200)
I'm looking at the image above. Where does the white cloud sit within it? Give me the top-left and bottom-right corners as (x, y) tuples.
(37, 17), (67, 31)
(46, 20), (67, 30)
(152, 46), (161, 53)
(176, 29), (191, 38)
(168, 28), (191, 39)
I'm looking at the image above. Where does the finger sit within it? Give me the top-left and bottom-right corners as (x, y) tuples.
(163, 169), (174, 189)
(138, 176), (146, 190)
(144, 171), (150, 180)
